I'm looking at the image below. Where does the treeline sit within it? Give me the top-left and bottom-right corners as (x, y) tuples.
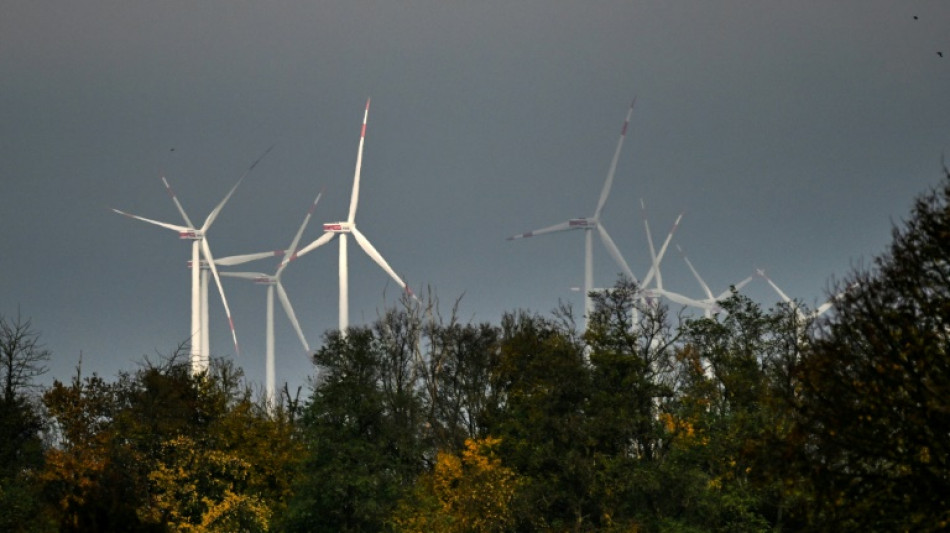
(3, 170), (950, 532)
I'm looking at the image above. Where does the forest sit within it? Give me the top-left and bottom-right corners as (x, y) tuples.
(3, 170), (950, 532)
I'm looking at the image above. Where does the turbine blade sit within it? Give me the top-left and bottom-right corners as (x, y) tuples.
(215, 250), (286, 267)
(162, 177), (196, 228)
(649, 287), (715, 310)
(654, 213), (683, 273)
(506, 220), (574, 240)
(713, 273), (756, 300)
(814, 300), (834, 317)
(219, 271), (270, 280)
(758, 270), (793, 304)
(350, 227), (412, 295)
(678, 245), (715, 300)
(593, 98), (636, 219)
(280, 190), (323, 271)
(348, 99), (371, 224)
(276, 280), (310, 352)
(597, 224), (638, 284)
(296, 231), (336, 258)
(640, 200), (661, 289)
(202, 179), (243, 232)
(202, 145), (275, 231)
(112, 208), (192, 234)
(732, 273), (756, 293)
(813, 284), (854, 317)
(201, 239), (240, 355)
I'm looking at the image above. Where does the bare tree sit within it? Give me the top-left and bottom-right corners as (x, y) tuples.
(0, 311), (50, 403)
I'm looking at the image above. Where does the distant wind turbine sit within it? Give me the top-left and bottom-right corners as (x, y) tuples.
(112, 146), (273, 373)
(508, 99), (638, 329)
(674, 245), (755, 317)
(218, 191), (322, 407)
(756, 269), (846, 321)
(639, 200), (683, 293)
(296, 98), (414, 335)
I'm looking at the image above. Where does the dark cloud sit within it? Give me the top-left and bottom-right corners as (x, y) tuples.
(2, 1), (948, 391)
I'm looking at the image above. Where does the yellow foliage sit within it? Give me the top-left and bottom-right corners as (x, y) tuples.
(141, 435), (271, 533)
(392, 436), (523, 533)
(659, 412), (708, 448)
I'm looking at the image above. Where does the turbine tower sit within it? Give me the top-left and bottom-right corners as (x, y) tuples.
(112, 147), (272, 373)
(507, 99), (638, 330)
(219, 191), (322, 408)
(297, 98), (414, 335)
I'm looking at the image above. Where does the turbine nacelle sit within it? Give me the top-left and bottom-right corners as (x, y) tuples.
(179, 230), (203, 240)
(568, 218), (596, 228)
(324, 222), (353, 233)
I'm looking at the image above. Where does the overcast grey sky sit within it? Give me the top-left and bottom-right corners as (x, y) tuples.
(2, 1), (948, 393)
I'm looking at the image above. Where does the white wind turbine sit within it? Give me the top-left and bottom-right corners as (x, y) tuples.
(218, 191), (322, 407)
(756, 269), (846, 322)
(638, 200), (684, 293)
(296, 98), (414, 335)
(112, 147), (272, 373)
(628, 204), (750, 316)
(571, 205), (681, 296)
(508, 100), (638, 329)
(673, 245), (756, 317)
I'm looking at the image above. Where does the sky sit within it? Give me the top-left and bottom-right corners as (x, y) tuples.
(2, 1), (948, 396)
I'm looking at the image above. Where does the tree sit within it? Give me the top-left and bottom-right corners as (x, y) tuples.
(793, 169), (950, 531)
(39, 351), (299, 532)
(1, 311), (49, 404)
(418, 297), (502, 453)
(280, 326), (427, 532)
(485, 311), (595, 530)
(391, 436), (523, 533)
(663, 294), (802, 532)
(0, 312), (50, 532)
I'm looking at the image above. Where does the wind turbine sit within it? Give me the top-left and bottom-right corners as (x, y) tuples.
(218, 191), (322, 408)
(756, 269), (845, 322)
(673, 244), (756, 317)
(296, 98), (414, 335)
(638, 200), (684, 292)
(112, 147), (273, 373)
(507, 100), (638, 329)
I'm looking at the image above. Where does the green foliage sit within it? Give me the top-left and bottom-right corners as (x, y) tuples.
(793, 170), (950, 531)
(38, 352), (297, 532)
(0, 313), (51, 532)
(279, 326), (426, 532)
(488, 311), (594, 530)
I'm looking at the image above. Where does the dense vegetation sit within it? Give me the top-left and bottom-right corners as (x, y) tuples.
(3, 170), (950, 532)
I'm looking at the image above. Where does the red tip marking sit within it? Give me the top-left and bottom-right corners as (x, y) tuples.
(621, 121), (629, 136)
(361, 124), (367, 138)
(274, 250), (285, 256)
